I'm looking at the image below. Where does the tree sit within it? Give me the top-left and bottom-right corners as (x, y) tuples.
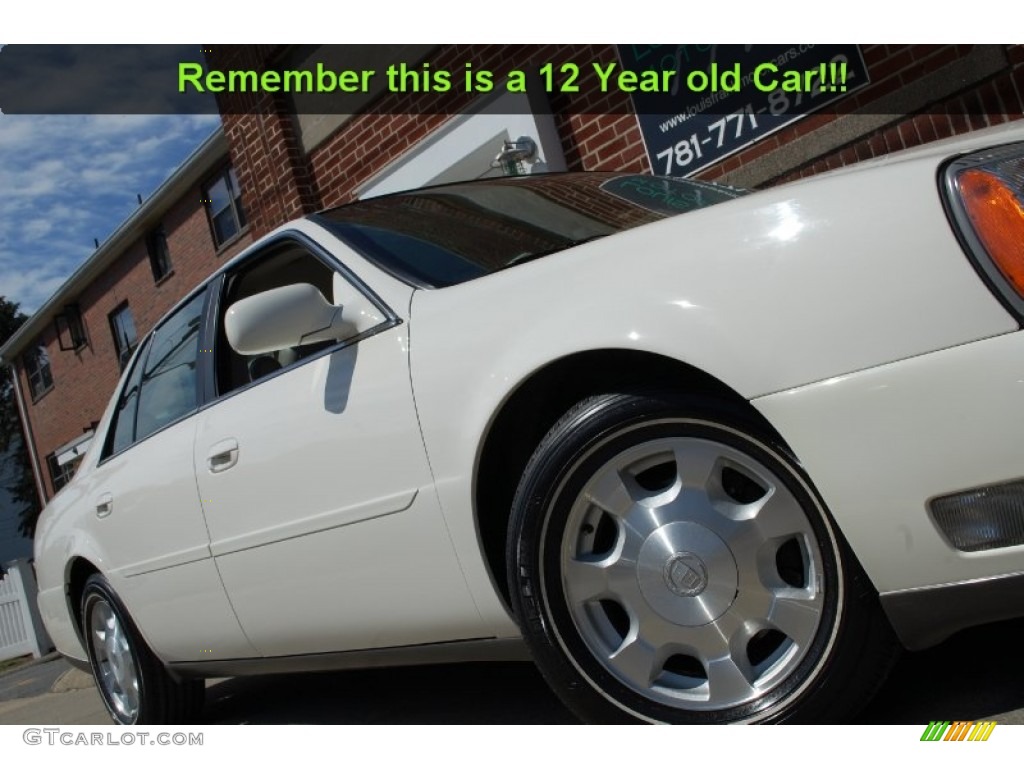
(0, 297), (42, 539)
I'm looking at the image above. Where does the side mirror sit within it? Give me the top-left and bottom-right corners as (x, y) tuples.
(225, 283), (357, 355)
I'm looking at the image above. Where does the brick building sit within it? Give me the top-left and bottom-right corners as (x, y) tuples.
(2, 43), (1023, 509)
(0, 131), (253, 502)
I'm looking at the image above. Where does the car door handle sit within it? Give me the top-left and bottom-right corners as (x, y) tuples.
(207, 439), (239, 473)
(95, 493), (113, 519)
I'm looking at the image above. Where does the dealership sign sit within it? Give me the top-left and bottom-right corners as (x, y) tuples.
(618, 45), (869, 177)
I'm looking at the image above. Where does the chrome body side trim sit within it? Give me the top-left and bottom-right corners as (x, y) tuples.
(167, 637), (528, 678)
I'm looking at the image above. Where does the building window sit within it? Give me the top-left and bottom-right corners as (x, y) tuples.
(23, 340), (54, 399)
(203, 167), (247, 247)
(146, 226), (173, 282)
(55, 303), (87, 351)
(47, 453), (79, 493)
(109, 303), (138, 370)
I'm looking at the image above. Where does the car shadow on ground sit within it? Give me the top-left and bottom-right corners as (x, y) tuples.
(203, 661), (578, 724)
(200, 617), (1024, 724)
(855, 616), (1024, 724)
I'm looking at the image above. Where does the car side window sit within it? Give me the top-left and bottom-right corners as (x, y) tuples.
(106, 337), (150, 457)
(102, 289), (207, 458)
(215, 243), (384, 396)
(135, 291), (206, 443)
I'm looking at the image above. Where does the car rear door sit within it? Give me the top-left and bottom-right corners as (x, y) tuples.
(88, 287), (257, 662)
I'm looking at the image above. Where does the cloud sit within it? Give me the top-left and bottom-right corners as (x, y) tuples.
(21, 218), (53, 239)
(0, 265), (72, 313)
(0, 114), (219, 312)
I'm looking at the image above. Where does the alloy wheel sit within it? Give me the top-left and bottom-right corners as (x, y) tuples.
(89, 599), (141, 722)
(556, 433), (827, 712)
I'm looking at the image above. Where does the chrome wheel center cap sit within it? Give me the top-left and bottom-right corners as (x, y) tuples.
(664, 552), (708, 597)
(637, 521), (738, 626)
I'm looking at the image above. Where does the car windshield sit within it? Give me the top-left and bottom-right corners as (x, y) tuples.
(313, 173), (746, 288)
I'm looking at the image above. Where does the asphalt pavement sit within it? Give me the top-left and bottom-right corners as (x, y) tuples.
(0, 654), (68, 703)
(2, 615), (1023, 724)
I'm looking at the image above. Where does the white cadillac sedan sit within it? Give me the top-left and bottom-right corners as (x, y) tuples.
(34, 122), (1024, 725)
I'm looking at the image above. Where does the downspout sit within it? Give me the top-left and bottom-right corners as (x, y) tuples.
(7, 364), (47, 507)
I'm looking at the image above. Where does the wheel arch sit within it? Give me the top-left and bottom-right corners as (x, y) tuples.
(65, 556), (101, 651)
(473, 348), (781, 616)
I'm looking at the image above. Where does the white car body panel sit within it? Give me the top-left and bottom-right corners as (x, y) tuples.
(37, 583), (83, 660)
(35, 410), (256, 663)
(34, 384), (128, 664)
(192, 326), (486, 656)
(754, 329), (1024, 594)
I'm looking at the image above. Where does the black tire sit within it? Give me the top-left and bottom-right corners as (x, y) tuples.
(507, 391), (898, 724)
(81, 574), (204, 725)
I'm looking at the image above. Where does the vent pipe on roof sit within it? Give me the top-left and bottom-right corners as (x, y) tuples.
(492, 136), (538, 177)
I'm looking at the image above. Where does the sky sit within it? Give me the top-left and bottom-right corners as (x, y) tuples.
(0, 113), (220, 313)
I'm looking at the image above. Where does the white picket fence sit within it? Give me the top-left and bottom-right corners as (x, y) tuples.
(0, 559), (53, 662)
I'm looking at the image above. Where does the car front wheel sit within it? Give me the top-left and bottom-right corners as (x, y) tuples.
(507, 391), (897, 723)
(81, 574), (204, 724)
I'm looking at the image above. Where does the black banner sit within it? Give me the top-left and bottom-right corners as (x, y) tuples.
(0, 44), (1000, 122)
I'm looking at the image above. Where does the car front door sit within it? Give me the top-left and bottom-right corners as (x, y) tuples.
(192, 234), (484, 657)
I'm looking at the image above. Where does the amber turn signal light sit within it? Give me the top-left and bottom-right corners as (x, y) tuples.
(958, 167), (1024, 297)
